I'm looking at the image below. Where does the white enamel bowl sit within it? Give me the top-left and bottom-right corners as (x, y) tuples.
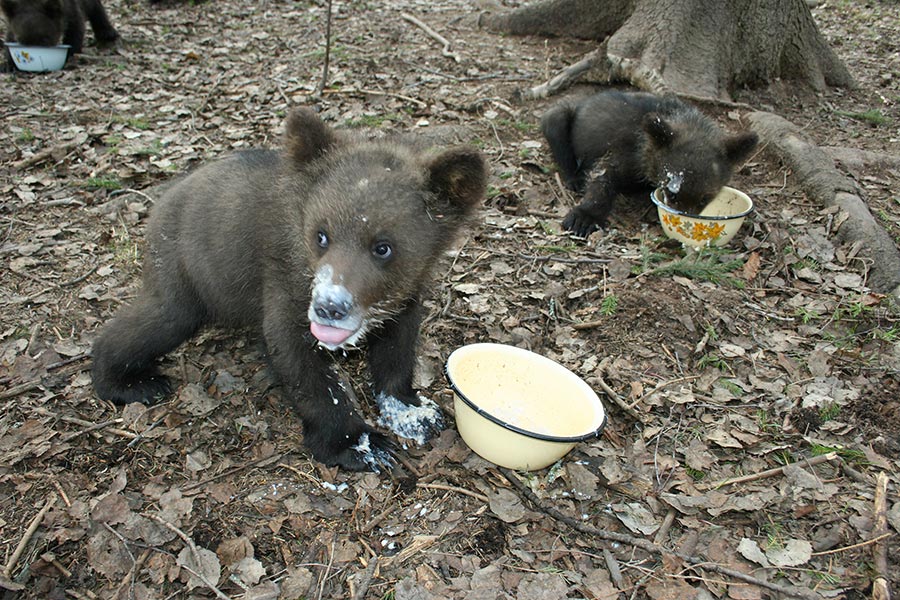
(6, 43), (70, 72)
(445, 343), (606, 470)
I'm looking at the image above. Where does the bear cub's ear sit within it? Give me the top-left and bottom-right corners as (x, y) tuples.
(426, 147), (487, 214)
(723, 131), (759, 167)
(283, 108), (340, 167)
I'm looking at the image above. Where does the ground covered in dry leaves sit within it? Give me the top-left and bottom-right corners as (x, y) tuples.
(1, 1), (899, 599)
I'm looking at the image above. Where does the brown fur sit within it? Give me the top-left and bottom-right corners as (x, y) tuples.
(91, 108), (487, 471)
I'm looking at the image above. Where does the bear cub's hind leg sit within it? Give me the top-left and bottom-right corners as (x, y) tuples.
(91, 295), (202, 405)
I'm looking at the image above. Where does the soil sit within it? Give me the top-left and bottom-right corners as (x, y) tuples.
(1, 1), (898, 599)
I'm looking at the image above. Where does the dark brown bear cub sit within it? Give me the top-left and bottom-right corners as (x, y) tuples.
(91, 108), (487, 471)
(1, 0), (118, 71)
(541, 90), (758, 237)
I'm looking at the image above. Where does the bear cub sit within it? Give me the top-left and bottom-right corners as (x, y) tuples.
(91, 108), (487, 471)
(2, 0), (118, 71)
(541, 90), (758, 237)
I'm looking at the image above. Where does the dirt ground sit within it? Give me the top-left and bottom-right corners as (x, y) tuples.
(1, 1), (899, 599)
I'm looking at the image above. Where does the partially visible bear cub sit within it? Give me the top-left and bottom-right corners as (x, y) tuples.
(1, 0), (119, 71)
(542, 90), (758, 237)
(91, 108), (487, 471)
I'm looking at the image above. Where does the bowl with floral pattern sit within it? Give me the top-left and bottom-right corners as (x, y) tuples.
(651, 186), (753, 248)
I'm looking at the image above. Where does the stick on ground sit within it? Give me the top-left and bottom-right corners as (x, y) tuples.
(872, 472), (892, 600)
(401, 12), (460, 62)
(2, 493), (57, 581)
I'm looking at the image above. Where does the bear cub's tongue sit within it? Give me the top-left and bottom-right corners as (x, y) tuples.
(310, 321), (354, 346)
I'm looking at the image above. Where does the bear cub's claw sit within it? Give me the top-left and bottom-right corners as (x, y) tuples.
(562, 208), (602, 238)
(345, 431), (396, 473)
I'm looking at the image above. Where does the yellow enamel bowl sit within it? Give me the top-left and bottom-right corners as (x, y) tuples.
(651, 186), (753, 248)
(5, 43), (70, 72)
(445, 343), (606, 470)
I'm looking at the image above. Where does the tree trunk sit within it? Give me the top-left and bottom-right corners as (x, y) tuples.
(481, 0), (854, 100)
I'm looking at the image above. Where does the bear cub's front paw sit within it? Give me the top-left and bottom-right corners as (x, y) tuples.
(375, 392), (446, 446)
(562, 207), (603, 238)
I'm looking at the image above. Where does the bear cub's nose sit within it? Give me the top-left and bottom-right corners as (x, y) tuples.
(314, 300), (351, 322)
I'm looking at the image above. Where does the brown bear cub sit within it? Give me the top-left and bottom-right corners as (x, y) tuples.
(541, 90), (758, 237)
(1, 0), (118, 71)
(91, 108), (487, 471)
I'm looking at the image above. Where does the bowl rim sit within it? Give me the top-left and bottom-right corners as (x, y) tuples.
(651, 186), (754, 221)
(5, 42), (72, 50)
(445, 343), (607, 444)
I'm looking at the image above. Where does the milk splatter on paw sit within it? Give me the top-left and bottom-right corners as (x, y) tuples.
(375, 392), (445, 445)
(351, 433), (393, 473)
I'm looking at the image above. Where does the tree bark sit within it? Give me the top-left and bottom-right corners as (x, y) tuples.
(481, 0), (854, 100)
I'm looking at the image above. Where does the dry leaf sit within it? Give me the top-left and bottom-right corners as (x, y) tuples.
(177, 546), (221, 591)
(489, 489), (525, 523)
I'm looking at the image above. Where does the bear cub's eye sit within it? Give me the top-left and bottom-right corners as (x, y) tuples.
(316, 231), (329, 248)
(372, 241), (393, 260)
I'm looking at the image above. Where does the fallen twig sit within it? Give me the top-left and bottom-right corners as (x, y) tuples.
(704, 452), (838, 490)
(522, 48), (603, 100)
(181, 453), (283, 493)
(360, 505), (395, 534)
(591, 373), (647, 424)
(1, 356), (90, 400)
(470, 247), (611, 265)
(12, 140), (81, 170)
(58, 264), (99, 288)
(3, 493), (58, 581)
(59, 417), (129, 443)
(653, 508), (677, 545)
(401, 12), (460, 62)
(315, 0), (333, 95)
(498, 468), (824, 600)
(41, 552), (72, 578)
(50, 479), (72, 508)
(147, 514), (231, 600)
(382, 534), (439, 566)
(0, 380), (42, 401)
(47, 353), (90, 371)
(115, 548), (151, 600)
(417, 482), (489, 502)
(628, 376), (701, 410)
(322, 86), (427, 108)
(31, 409), (137, 440)
(125, 410), (172, 448)
(872, 472), (892, 600)
(810, 532), (893, 557)
(602, 548), (624, 588)
(317, 537), (336, 600)
(350, 557), (379, 600)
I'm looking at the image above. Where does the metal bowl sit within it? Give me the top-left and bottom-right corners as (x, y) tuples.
(445, 343), (606, 470)
(652, 186), (753, 248)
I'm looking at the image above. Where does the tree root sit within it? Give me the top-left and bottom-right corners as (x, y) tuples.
(520, 45), (671, 100)
(748, 111), (900, 297)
